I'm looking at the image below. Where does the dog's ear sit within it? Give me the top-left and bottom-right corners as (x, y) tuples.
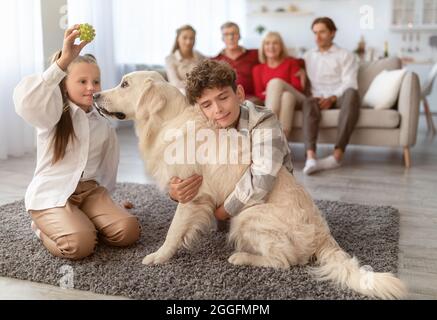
(136, 79), (168, 139)
(136, 79), (167, 122)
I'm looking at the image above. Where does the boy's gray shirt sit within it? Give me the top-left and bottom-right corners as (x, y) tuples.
(224, 100), (294, 216)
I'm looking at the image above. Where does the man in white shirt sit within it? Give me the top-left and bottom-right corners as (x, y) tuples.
(302, 17), (360, 175)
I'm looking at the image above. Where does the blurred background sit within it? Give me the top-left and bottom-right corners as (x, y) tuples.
(1, 0), (437, 160)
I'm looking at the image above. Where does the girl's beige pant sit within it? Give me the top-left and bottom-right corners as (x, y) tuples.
(30, 180), (141, 260)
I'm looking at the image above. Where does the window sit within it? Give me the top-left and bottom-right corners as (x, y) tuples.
(0, 0), (42, 159)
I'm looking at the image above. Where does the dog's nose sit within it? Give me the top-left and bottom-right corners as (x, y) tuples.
(93, 93), (101, 100)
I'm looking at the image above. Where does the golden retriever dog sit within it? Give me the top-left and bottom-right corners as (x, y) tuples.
(94, 71), (407, 299)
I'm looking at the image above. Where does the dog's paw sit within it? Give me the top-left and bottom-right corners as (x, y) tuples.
(228, 252), (251, 266)
(142, 252), (157, 265)
(142, 250), (171, 265)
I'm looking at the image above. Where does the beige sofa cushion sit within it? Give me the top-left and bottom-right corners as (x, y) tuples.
(292, 109), (400, 129)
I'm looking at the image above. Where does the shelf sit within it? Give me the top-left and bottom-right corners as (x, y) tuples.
(248, 11), (314, 17)
(248, 0), (292, 1)
(390, 25), (437, 32)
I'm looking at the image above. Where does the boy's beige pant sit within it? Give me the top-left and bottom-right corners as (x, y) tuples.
(30, 180), (141, 260)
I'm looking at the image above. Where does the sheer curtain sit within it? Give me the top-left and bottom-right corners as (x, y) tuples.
(67, 0), (119, 90)
(113, 0), (247, 65)
(0, 0), (43, 160)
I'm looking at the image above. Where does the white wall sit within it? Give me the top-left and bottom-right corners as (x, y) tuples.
(245, 0), (437, 61)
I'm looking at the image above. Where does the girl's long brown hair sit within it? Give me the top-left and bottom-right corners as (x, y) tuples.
(171, 25), (196, 54)
(49, 51), (98, 164)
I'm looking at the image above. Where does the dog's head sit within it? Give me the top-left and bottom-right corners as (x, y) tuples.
(94, 71), (186, 122)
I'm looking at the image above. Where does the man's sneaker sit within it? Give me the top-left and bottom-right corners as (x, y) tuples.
(316, 155), (342, 172)
(303, 158), (318, 175)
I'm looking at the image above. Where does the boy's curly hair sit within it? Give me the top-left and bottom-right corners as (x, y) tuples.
(185, 60), (237, 105)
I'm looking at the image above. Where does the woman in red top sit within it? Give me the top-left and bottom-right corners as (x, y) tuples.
(252, 31), (308, 138)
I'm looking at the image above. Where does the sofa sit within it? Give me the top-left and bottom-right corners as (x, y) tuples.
(288, 57), (421, 167)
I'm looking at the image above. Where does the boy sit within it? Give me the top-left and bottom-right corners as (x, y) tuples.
(169, 60), (293, 220)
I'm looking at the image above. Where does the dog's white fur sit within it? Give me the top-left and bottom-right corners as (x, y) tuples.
(95, 71), (407, 299)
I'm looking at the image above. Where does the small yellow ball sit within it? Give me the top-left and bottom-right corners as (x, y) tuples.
(79, 23), (96, 42)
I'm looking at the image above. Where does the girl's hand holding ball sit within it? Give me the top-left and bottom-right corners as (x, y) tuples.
(56, 24), (95, 71)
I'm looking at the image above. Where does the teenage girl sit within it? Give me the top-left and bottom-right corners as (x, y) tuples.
(13, 25), (141, 260)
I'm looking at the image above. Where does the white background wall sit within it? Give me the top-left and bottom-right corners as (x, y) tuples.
(39, 0), (437, 64)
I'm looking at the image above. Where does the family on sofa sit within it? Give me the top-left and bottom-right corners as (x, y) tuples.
(165, 17), (419, 173)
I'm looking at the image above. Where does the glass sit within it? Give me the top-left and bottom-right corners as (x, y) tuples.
(223, 32), (239, 38)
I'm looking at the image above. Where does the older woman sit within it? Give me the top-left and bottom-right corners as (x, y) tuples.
(165, 25), (206, 93)
(252, 31), (307, 138)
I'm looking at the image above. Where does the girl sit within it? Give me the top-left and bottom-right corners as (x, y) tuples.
(13, 25), (141, 260)
(165, 25), (205, 93)
(252, 31), (308, 138)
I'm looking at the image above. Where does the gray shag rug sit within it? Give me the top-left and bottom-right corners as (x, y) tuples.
(0, 183), (400, 300)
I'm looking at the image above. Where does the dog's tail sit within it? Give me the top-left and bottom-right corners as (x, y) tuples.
(310, 235), (407, 299)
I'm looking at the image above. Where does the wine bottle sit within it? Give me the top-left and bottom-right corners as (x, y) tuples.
(384, 41), (389, 58)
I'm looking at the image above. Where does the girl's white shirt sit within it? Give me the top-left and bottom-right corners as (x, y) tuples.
(13, 63), (119, 212)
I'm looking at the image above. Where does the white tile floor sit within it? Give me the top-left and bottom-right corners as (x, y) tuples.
(1, 115), (437, 299)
